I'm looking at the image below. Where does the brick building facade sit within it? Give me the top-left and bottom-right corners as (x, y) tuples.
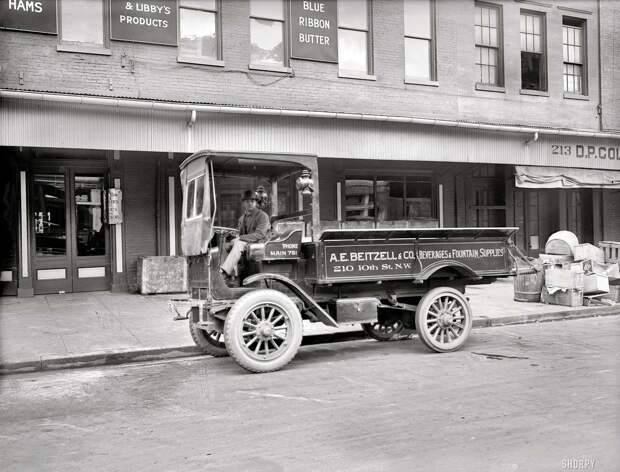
(1, 0), (619, 296)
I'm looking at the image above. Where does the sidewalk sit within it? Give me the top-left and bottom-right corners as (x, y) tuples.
(1, 278), (619, 374)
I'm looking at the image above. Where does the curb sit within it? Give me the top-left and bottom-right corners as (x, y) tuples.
(1, 306), (619, 375)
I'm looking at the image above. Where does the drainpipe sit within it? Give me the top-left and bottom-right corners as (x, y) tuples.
(597, 0), (604, 132)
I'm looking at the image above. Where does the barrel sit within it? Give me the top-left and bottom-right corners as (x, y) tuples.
(545, 230), (579, 256)
(513, 270), (544, 302)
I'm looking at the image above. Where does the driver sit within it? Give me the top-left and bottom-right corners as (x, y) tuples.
(220, 190), (270, 278)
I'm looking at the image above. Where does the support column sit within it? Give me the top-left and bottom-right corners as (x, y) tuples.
(17, 169), (33, 297)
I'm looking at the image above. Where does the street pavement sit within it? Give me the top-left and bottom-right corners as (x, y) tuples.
(0, 316), (618, 472)
(1, 278), (619, 373)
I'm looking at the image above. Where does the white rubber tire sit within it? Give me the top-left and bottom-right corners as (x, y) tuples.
(224, 289), (303, 373)
(415, 287), (473, 353)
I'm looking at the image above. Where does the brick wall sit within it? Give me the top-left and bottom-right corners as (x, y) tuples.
(0, 0), (615, 132)
(600, 1), (620, 131)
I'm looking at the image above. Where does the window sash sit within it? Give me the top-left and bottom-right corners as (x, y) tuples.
(60, 0), (104, 45)
(179, 7), (218, 59)
(520, 12), (544, 53)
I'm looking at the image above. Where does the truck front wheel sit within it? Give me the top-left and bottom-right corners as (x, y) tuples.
(189, 313), (229, 358)
(224, 289), (303, 373)
(415, 287), (473, 353)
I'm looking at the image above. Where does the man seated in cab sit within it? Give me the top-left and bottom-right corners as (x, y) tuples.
(220, 190), (270, 279)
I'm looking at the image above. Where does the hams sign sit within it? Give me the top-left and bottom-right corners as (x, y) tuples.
(0, 0), (57, 34)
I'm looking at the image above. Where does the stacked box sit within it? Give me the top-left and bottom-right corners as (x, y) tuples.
(544, 268), (584, 290)
(572, 244), (605, 264)
(541, 287), (583, 307)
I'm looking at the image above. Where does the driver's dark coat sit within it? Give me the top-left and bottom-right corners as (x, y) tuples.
(238, 207), (270, 243)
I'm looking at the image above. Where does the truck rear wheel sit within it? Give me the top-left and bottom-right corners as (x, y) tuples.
(189, 316), (229, 358)
(362, 320), (404, 341)
(224, 289), (303, 373)
(415, 287), (472, 353)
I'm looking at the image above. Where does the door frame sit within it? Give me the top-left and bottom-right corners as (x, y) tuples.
(30, 160), (111, 294)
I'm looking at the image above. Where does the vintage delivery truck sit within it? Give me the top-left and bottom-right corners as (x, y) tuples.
(170, 151), (518, 373)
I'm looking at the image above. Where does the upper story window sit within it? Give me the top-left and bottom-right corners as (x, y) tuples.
(404, 0), (435, 82)
(338, 0), (373, 77)
(250, 0), (286, 68)
(179, 0), (220, 63)
(520, 11), (546, 91)
(60, 0), (104, 46)
(475, 2), (503, 86)
(562, 17), (586, 95)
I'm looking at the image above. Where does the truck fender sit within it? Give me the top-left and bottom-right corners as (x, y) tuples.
(242, 273), (339, 328)
(414, 260), (482, 283)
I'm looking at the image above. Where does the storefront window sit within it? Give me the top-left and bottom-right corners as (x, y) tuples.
(33, 174), (66, 256)
(345, 175), (433, 226)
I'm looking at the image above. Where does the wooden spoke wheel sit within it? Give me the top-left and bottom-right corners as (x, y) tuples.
(189, 315), (229, 358)
(362, 320), (404, 341)
(415, 287), (473, 353)
(224, 289), (303, 373)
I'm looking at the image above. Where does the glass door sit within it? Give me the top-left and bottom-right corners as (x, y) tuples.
(31, 168), (110, 294)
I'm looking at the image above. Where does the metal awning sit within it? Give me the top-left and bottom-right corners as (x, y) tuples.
(515, 165), (620, 189)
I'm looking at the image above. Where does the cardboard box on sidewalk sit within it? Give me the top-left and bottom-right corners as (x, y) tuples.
(545, 268), (584, 290)
(541, 286), (583, 307)
(601, 285), (620, 303)
(583, 273), (609, 295)
(562, 259), (592, 273)
(572, 244), (605, 264)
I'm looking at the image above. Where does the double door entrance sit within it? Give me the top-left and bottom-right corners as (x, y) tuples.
(31, 164), (110, 294)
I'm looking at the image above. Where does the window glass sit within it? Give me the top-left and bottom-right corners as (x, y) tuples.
(345, 179), (375, 222)
(61, 0), (103, 45)
(186, 179), (196, 219)
(182, 0), (216, 9)
(520, 11), (546, 91)
(33, 174), (66, 256)
(404, 0), (431, 38)
(179, 8), (217, 59)
(338, 0), (368, 30)
(250, 0), (284, 20)
(75, 176), (104, 257)
(475, 3), (502, 85)
(345, 176), (433, 224)
(250, 18), (284, 65)
(562, 18), (585, 94)
(338, 29), (368, 73)
(405, 37), (430, 79)
(194, 175), (205, 216)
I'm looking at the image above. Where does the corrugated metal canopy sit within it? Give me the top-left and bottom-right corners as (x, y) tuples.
(515, 166), (620, 188)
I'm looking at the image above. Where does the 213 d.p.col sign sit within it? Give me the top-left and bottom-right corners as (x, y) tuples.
(290, 0), (338, 63)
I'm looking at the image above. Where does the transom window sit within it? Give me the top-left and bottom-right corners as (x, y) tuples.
(475, 2), (503, 86)
(338, 0), (372, 76)
(562, 17), (586, 95)
(520, 11), (547, 91)
(179, 0), (220, 61)
(404, 0), (435, 82)
(250, 0), (286, 67)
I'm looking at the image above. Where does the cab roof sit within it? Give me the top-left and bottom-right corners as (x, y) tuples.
(180, 150), (315, 177)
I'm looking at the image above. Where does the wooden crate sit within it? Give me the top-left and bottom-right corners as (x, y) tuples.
(599, 241), (620, 264)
